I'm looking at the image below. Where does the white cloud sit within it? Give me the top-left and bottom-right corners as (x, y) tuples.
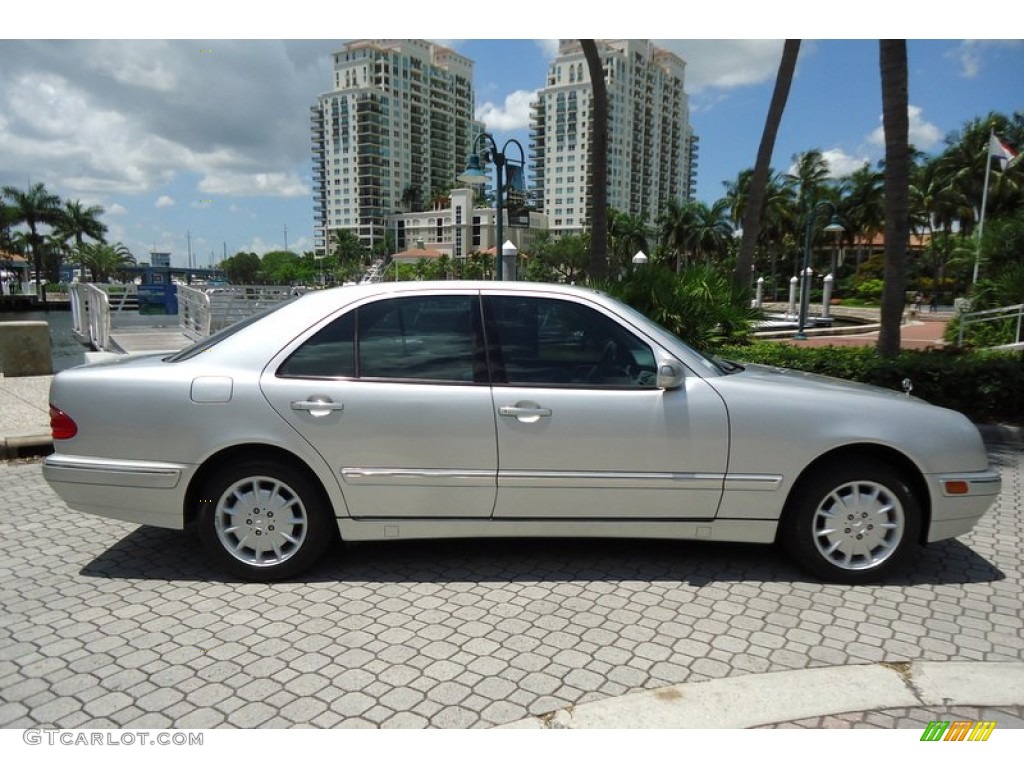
(477, 89), (537, 132)
(155, 195), (175, 209)
(867, 105), (943, 152)
(822, 148), (872, 178)
(198, 171), (308, 198)
(0, 41), (328, 199)
(654, 40), (786, 93)
(107, 203), (128, 216)
(535, 40), (560, 59)
(784, 148), (872, 180)
(946, 39), (1024, 79)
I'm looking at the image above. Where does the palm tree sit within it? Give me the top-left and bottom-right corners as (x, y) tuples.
(608, 209), (651, 272)
(788, 149), (832, 213)
(580, 40), (608, 279)
(735, 39), (801, 292)
(877, 39), (911, 358)
(837, 162), (885, 275)
(656, 198), (696, 272)
(55, 200), (107, 281)
(0, 201), (18, 252)
(687, 200), (734, 267)
(77, 242), (136, 283)
(910, 158), (967, 291)
(1, 182), (63, 298)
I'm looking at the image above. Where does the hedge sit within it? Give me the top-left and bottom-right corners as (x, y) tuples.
(716, 342), (1023, 425)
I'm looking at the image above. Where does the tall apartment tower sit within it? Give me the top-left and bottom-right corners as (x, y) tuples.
(529, 40), (696, 236)
(311, 40), (481, 254)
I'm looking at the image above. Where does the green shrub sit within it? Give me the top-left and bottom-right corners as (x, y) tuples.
(717, 342), (1023, 424)
(592, 264), (757, 352)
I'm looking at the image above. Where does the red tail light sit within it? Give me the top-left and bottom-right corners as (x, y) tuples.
(50, 405), (78, 440)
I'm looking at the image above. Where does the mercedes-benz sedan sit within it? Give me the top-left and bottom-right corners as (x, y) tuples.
(44, 281), (1001, 583)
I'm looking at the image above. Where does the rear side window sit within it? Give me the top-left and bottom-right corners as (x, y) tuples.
(278, 310), (355, 377)
(359, 296), (478, 382)
(278, 295), (484, 383)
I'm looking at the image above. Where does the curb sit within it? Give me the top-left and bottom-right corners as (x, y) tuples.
(0, 434), (53, 460)
(501, 661), (1024, 729)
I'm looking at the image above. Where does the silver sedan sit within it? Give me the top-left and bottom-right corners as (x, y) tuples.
(43, 281), (1001, 583)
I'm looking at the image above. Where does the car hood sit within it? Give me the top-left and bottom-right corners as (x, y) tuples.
(728, 362), (917, 401)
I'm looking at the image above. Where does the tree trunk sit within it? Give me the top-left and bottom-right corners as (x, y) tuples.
(581, 40), (608, 279)
(735, 40), (801, 294)
(877, 40), (910, 357)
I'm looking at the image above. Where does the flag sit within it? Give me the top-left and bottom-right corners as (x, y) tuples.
(989, 133), (1020, 170)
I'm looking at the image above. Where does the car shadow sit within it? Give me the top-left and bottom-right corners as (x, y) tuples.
(79, 525), (1004, 587)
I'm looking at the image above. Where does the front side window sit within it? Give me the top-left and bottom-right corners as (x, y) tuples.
(484, 296), (657, 388)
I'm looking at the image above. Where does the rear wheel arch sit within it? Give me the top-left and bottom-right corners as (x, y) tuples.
(185, 444), (338, 530)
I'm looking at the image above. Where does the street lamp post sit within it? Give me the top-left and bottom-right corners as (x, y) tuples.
(795, 201), (844, 340)
(459, 133), (525, 281)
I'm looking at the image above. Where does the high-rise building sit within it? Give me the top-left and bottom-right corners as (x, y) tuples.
(311, 40), (482, 255)
(529, 40), (696, 236)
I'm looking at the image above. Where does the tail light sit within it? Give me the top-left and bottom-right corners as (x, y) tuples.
(50, 405), (78, 440)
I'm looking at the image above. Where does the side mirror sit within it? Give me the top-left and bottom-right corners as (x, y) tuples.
(656, 362), (685, 390)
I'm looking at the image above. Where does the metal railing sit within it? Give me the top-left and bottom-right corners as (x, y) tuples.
(177, 285), (302, 340)
(956, 303), (1024, 350)
(359, 259), (387, 284)
(72, 283), (304, 351)
(69, 283), (140, 351)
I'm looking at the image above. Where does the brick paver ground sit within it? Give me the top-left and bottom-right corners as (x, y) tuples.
(0, 433), (1021, 729)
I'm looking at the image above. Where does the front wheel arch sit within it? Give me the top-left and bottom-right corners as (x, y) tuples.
(779, 450), (925, 583)
(780, 444), (931, 546)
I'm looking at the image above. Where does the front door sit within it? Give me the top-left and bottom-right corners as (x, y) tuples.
(482, 293), (729, 520)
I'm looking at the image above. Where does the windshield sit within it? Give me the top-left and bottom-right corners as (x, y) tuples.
(165, 299), (297, 362)
(605, 296), (729, 376)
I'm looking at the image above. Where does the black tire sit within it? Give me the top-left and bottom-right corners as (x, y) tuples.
(781, 459), (921, 584)
(197, 460), (335, 581)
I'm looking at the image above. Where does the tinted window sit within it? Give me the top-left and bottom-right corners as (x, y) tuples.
(278, 310), (355, 378)
(358, 295), (479, 383)
(279, 296), (481, 382)
(484, 296), (657, 387)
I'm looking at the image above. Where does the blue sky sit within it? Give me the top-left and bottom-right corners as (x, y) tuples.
(3, 7), (1022, 268)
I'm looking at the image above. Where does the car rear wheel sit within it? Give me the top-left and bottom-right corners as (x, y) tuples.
(198, 461), (334, 581)
(782, 459), (921, 584)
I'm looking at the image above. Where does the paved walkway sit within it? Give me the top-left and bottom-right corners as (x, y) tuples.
(760, 303), (953, 351)
(1, 436), (1020, 729)
(1, 339), (1022, 732)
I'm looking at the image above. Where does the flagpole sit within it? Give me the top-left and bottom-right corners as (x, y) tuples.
(973, 130), (995, 284)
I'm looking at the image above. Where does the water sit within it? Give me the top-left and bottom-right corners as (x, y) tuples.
(0, 308), (86, 372)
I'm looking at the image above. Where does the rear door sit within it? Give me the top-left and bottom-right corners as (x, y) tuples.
(260, 291), (498, 519)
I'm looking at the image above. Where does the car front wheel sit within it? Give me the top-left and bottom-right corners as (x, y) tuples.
(198, 461), (334, 581)
(782, 459), (921, 584)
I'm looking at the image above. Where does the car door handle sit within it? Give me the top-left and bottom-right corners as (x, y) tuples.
(291, 398), (344, 416)
(499, 405), (552, 423)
